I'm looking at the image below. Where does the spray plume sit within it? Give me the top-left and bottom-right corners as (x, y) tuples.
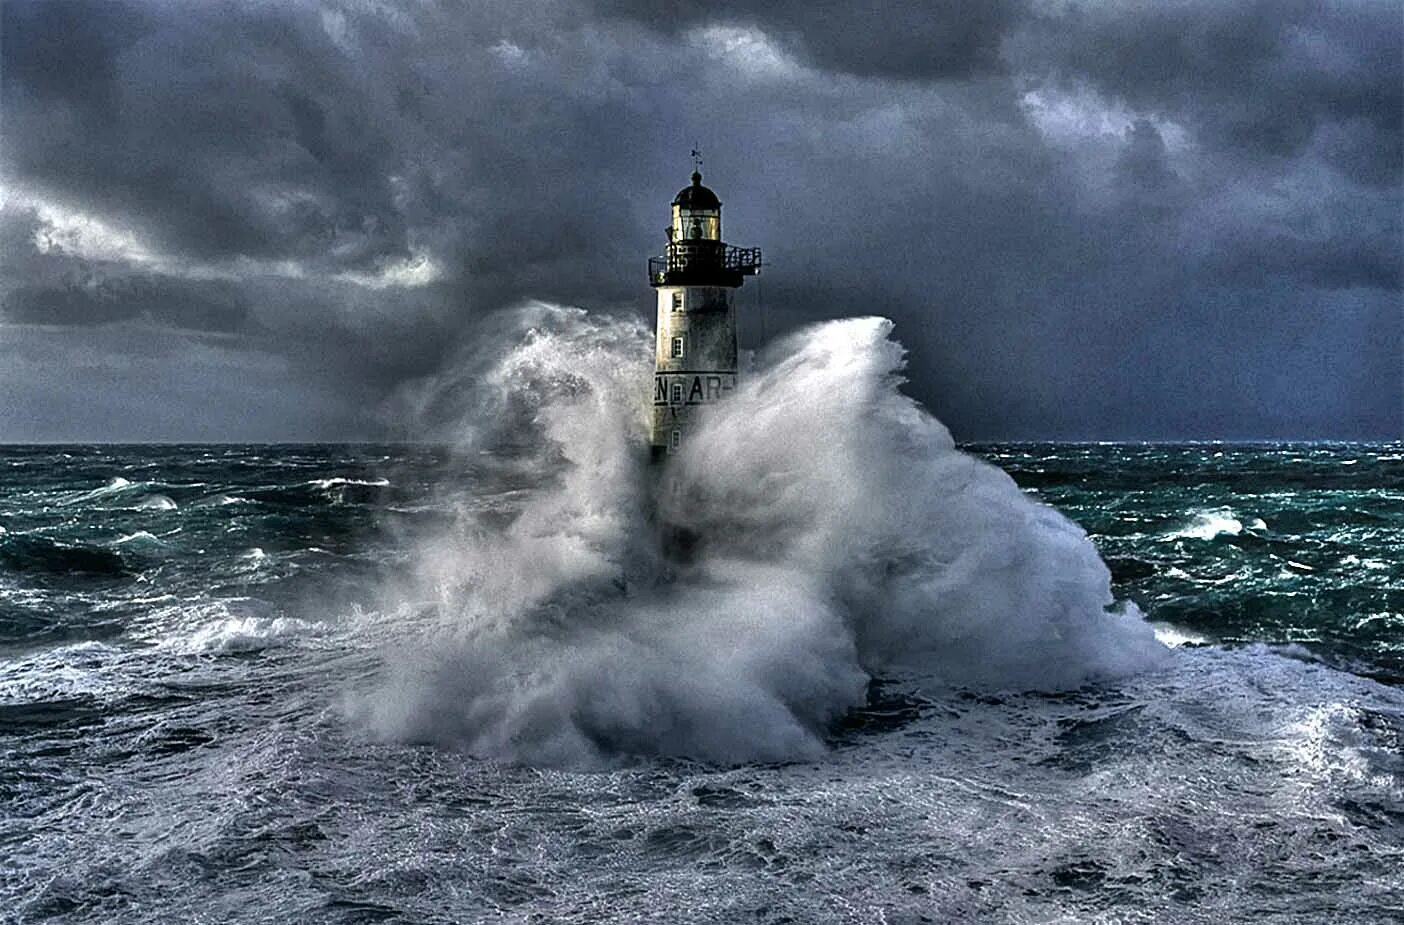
(364, 303), (1168, 765)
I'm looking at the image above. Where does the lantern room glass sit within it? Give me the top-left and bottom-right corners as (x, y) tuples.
(672, 205), (720, 241)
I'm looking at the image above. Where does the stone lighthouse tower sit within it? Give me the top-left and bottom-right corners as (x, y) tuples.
(648, 169), (761, 457)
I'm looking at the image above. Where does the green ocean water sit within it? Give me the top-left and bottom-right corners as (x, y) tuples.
(1, 442), (1400, 923)
(972, 442), (1404, 684)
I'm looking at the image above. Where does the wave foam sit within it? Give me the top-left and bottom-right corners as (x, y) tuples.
(182, 616), (323, 654)
(363, 304), (1169, 766)
(1151, 622), (1209, 647)
(1168, 508), (1244, 540)
(309, 477), (390, 489)
(112, 530), (166, 548)
(133, 494), (178, 511)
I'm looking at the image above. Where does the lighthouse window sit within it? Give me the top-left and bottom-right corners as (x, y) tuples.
(671, 292), (683, 312)
(670, 336), (684, 359)
(670, 430), (682, 451)
(673, 210), (719, 241)
(671, 382), (683, 403)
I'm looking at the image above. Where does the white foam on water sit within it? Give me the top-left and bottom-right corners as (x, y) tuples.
(309, 477), (390, 489)
(1151, 622), (1209, 647)
(182, 616), (324, 654)
(112, 530), (165, 547)
(1168, 508), (1244, 540)
(0, 641), (128, 702)
(60, 476), (137, 506)
(363, 304), (1170, 766)
(131, 494), (177, 511)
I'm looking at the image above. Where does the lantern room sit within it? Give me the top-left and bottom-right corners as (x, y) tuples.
(670, 171), (721, 242)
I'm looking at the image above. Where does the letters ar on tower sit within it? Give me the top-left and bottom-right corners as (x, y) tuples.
(647, 169), (762, 458)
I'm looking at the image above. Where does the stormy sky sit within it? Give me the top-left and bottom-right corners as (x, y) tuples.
(1, 0), (1399, 441)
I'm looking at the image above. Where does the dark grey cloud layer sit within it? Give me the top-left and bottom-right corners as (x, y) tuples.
(595, 0), (1027, 79)
(1, 0), (1398, 441)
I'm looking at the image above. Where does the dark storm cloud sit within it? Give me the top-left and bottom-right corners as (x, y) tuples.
(0, 0), (1398, 441)
(593, 0), (1028, 79)
(2, 0), (416, 268)
(1018, 0), (1403, 187)
(0, 0), (147, 109)
(4, 277), (250, 332)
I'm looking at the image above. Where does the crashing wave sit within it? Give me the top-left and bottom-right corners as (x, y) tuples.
(362, 303), (1169, 765)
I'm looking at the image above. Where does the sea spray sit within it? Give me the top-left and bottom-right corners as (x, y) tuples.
(669, 317), (1168, 687)
(365, 303), (1169, 765)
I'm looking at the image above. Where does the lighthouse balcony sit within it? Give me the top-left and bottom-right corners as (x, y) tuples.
(649, 243), (762, 287)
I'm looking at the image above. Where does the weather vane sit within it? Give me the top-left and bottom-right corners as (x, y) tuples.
(690, 145), (703, 174)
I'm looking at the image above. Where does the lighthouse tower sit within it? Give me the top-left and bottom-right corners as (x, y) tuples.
(648, 170), (761, 457)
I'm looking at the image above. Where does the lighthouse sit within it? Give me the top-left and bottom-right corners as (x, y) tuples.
(648, 169), (762, 457)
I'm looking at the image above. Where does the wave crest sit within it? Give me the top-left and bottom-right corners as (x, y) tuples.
(363, 305), (1168, 766)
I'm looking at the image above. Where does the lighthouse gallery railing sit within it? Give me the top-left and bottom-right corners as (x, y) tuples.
(649, 244), (762, 285)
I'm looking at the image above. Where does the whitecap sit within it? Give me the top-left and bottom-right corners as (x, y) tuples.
(1352, 612), (1402, 631)
(179, 616), (323, 654)
(133, 494), (178, 511)
(113, 530), (164, 547)
(1150, 623), (1208, 647)
(60, 476), (137, 505)
(309, 477), (390, 489)
(1167, 508), (1243, 540)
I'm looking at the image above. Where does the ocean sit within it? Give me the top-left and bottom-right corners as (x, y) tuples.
(2, 311), (1401, 923)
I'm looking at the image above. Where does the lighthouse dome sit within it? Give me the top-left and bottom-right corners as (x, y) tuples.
(672, 171), (721, 210)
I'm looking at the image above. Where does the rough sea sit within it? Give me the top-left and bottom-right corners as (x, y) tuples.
(3, 309), (1401, 923)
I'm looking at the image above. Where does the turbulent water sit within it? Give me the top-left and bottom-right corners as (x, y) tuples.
(3, 308), (1401, 923)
